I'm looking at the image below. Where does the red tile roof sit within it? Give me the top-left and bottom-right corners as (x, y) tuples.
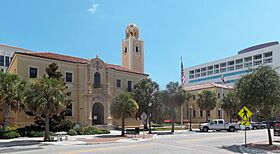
(16, 52), (147, 75)
(184, 82), (233, 91)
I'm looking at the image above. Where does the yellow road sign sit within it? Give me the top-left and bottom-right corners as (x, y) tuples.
(241, 120), (250, 126)
(238, 106), (252, 121)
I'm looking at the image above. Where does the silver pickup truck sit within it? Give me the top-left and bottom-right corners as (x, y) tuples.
(199, 119), (240, 132)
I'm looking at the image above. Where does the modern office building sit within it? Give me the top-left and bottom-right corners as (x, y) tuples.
(3, 23), (148, 127)
(185, 41), (279, 86)
(0, 44), (32, 72)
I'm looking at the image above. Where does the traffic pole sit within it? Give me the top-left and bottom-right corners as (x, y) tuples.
(244, 128), (247, 148)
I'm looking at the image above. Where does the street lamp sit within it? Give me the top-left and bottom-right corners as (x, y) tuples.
(148, 102), (152, 134)
(189, 105), (192, 131)
(218, 107), (221, 119)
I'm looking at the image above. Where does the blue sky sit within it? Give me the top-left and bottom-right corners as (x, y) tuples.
(1, 0), (280, 89)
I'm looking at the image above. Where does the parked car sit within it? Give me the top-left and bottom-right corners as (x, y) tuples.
(251, 122), (266, 129)
(239, 124), (252, 130)
(199, 119), (240, 132)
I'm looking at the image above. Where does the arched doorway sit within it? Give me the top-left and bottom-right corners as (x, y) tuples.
(92, 102), (104, 125)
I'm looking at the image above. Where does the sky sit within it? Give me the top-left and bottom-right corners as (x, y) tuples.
(1, 0), (280, 89)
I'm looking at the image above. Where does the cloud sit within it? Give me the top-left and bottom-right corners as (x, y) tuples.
(88, 3), (99, 15)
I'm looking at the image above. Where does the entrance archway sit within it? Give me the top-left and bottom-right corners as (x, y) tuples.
(92, 102), (104, 125)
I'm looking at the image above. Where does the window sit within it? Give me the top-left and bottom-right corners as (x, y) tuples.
(195, 74), (200, 78)
(244, 62), (252, 68)
(5, 56), (9, 67)
(195, 69), (200, 73)
(235, 59), (243, 64)
(66, 72), (73, 82)
(214, 70), (219, 74)
(254, 54), (262, 60)
(189, 70), (194, 74)
(128, 81), (132, 92)
(253, 60), (262, 66)
(227, 66), (234, 71)
(227, 61), (234, 66)
(29, 67), (38, 78)
(192, 95), (196, 100)
(220, 68), (226, 73)
(220, 63), (226, 67)
(264, 51), (272, 58)
(201, 72), (206, 76)
(200, 110), (203, 117)
(136, 47), (139, 52)
(214, 64), (219, 69)
(236, 64), (243, 69)
(94, 72), (101, 88)
(207, 71), (213, 75)
(207, 66), (213, 70)
(264, 58), (272, 64)
(193, 110), (196, 117)
(65, 103), (73, 116)
(244, 56), (252, 62)
(124, 47), (127, 53)
(201, 67), (206, 72)
(0, 56), (4, 66)
(218, 120), (223, 124)
(0, 69), (4, 72)
(116, 79), (121, 88)
(208, 111), (210, 117)
(189, 75), (194, 79)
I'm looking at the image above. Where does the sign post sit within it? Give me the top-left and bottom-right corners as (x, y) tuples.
(140, 112), (148, 139)
(238, 106), (252, 148)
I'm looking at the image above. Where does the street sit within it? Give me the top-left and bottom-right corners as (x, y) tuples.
(7, 129), (273, 154)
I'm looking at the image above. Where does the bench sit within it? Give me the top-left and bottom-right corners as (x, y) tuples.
(50, 132), (69, 141)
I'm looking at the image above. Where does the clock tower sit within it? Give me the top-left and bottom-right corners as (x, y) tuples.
(122, 23), (144, 73)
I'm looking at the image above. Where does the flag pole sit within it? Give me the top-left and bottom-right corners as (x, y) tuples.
(180, 56), (184, 128)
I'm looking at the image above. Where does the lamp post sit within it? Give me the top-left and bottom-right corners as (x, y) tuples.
(189, 105), (192, 131)
(218, 107), (221, 119)
(148, 102), (152, 134)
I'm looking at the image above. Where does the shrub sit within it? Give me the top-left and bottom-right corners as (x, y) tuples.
(6, 126), (17, 132)
(29, 131), (44, 137)
(0, 131), (20, 139)
(67, 129), (78, 136)
(95, 128), (110, 134)
(82, 126), (97, 135)
(74, 127), (84, 135)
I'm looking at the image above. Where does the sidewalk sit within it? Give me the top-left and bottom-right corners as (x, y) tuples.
(239, 140), (280, 154)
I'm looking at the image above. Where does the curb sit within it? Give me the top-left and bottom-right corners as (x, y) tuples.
(239, 145), (248, 154)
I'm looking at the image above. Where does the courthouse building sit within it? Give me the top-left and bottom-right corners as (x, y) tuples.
(4, 23), (148, 127)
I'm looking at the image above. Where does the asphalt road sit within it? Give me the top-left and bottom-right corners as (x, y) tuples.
(9, 129), (272, 154)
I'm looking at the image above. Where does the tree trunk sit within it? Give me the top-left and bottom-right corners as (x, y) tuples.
(44, 115), (50, 141)
(229, 112), (233, 123)
(171, 112), (175, 133)
(266, 120), (273, 145)
(2, 104), (9, 132)
(121, 112), (125, 137)
(206, 111), (209, 122)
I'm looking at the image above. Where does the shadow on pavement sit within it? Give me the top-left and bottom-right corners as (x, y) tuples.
(0, 140), (41, 148)
(218, 145), (242, 153)
(153, 132), (173, 135)
(95, 135), (123, 138)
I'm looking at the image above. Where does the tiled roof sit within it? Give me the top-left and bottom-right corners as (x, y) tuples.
(16, 52), (147, 75)
(184, 82), (233, 91)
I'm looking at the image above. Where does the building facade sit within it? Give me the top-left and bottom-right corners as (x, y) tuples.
(4, 23), (148, 128)
(0, 44), (31, 72)
(183, 83), (233, 123)
(185, 41), (279, 86)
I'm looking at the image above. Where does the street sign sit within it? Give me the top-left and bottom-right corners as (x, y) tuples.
(238, 106), (252, 121)
(241, 120), (250, 126)
(140, 112), (147, 122)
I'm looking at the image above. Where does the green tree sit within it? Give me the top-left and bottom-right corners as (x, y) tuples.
(161, 82), (189, 133)
(25, 77), (69, 141)
(222, 91), (241, 123)
(0, 72), (26, 132)
(197, 90), (217, 122)
(132, 78), (159, 133)
(111, 92), (138, 136)
(236, 65), (280, 145)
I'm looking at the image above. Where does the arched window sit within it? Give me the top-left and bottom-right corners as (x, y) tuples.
(94, 72), (101, 88)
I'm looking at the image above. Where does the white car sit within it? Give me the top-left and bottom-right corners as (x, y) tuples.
(199, 119), (240, 132)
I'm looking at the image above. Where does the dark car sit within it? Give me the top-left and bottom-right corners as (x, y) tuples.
(251, 122), (266, 129)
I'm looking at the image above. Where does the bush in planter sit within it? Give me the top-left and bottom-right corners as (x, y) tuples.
(74, 127), (84, 135)
(67, 129), (78, 136)
(82, 126), (97, 135)
(95, 128), (110, 134)
(29, 131), (45, 137)
(0, 131), (20, 139)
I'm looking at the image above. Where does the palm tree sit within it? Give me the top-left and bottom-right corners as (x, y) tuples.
(25, 77), (69, 141)
(0, 72), (26, 132)
(161, 82), (190, 133)
(197, 90), (217, 122)
(111, 92), (138, 136)
(222, 91), (241, 123)
(132, 78), (159, 133)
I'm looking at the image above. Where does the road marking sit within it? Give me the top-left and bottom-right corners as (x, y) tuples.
(60, 143), (155, 154)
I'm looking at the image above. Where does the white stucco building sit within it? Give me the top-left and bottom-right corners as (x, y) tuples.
(0, 44), (31, 72)
(185, 41), (280, 86)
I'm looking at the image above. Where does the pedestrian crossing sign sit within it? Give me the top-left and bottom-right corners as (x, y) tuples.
(241, 120), (250, 126)
(238, 106), (252, 121)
